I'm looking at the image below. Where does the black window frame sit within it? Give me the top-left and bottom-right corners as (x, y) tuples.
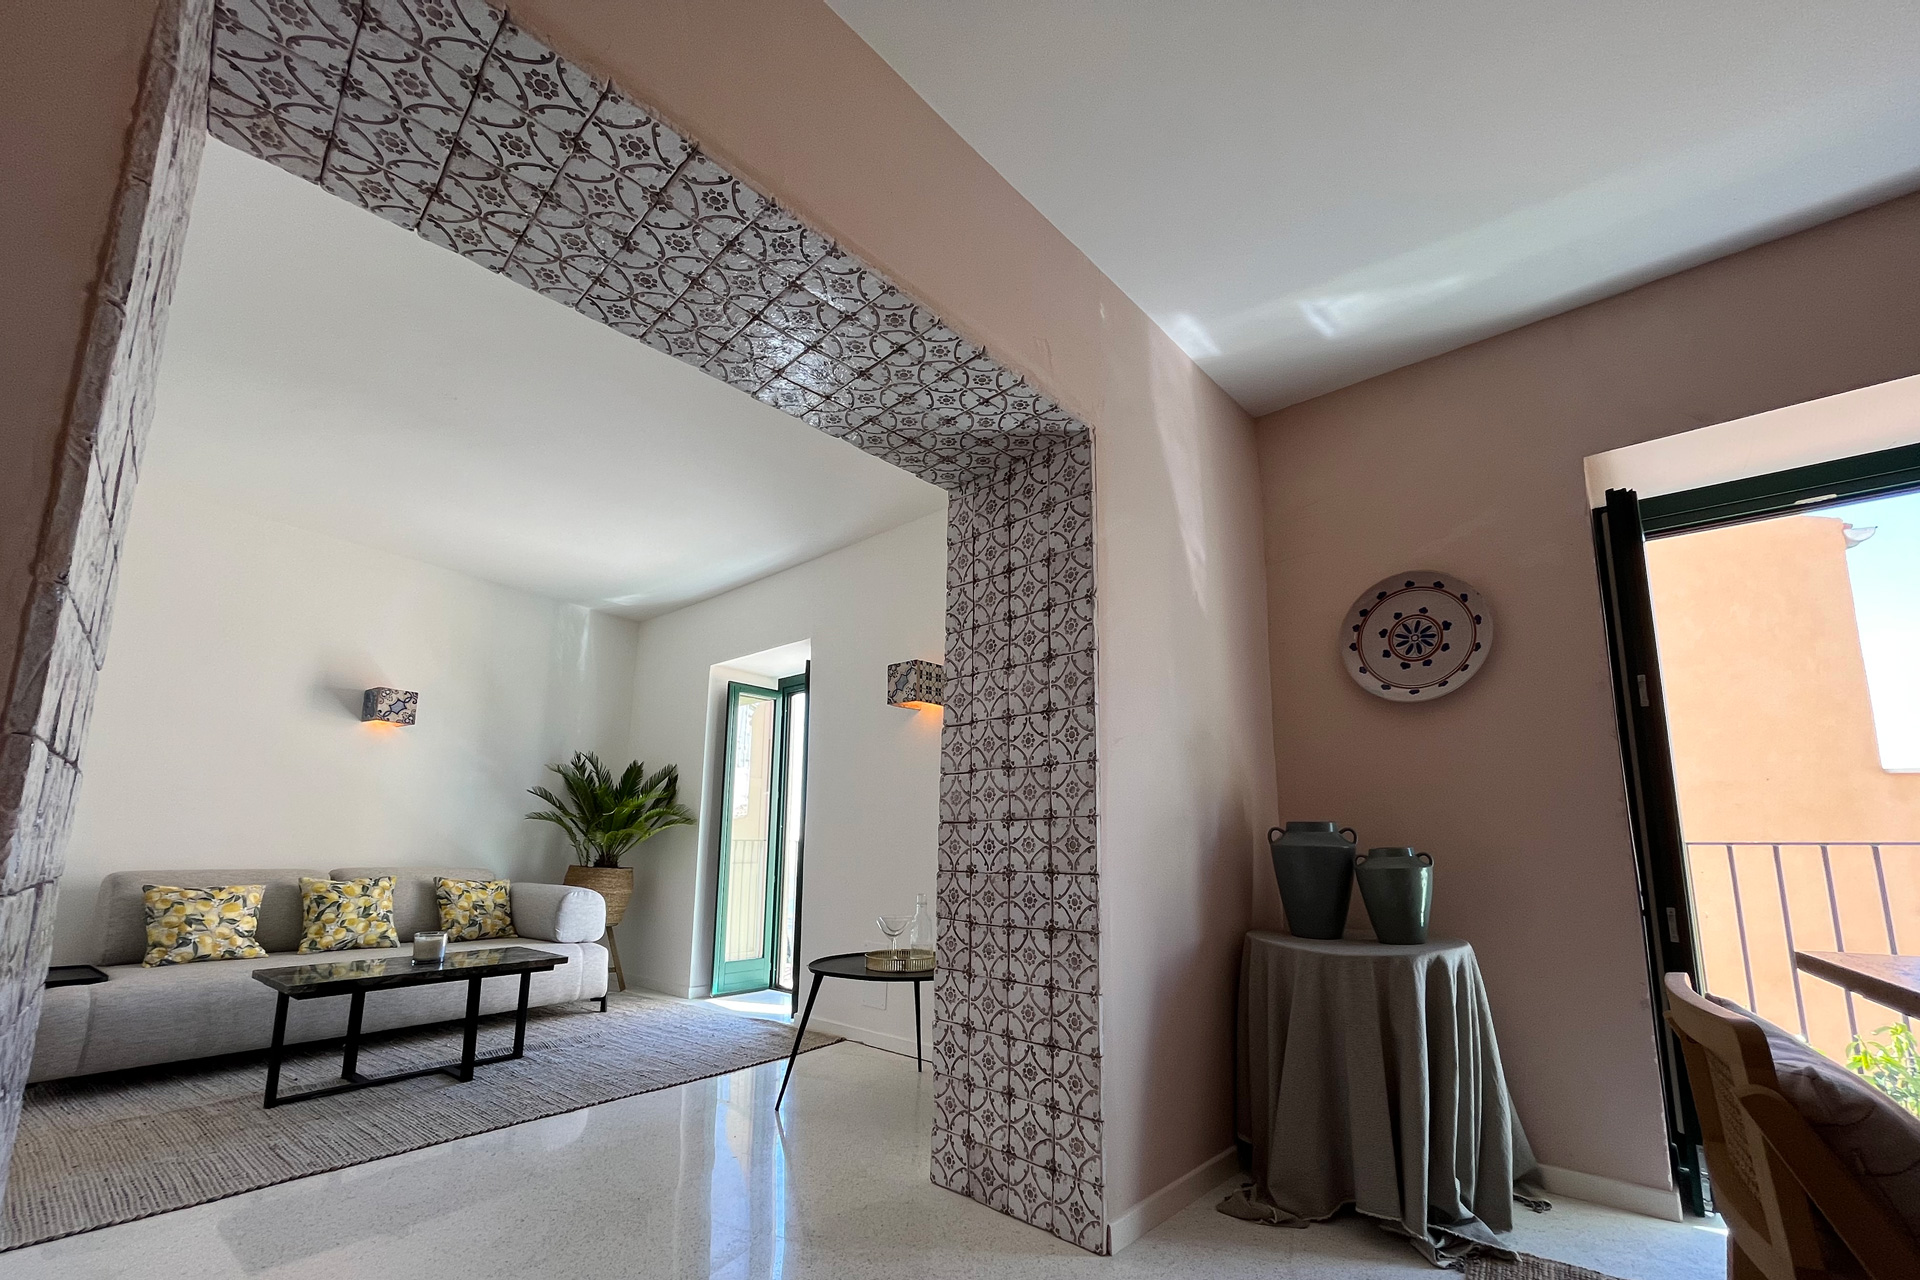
(1594, 433), (1920, 1217)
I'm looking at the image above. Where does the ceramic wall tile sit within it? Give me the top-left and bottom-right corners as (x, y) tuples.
(478, 20), (603, 139)
(358, 0), (500, 75)
(211, 33), (342, 139)
(1052, 874), (1099, 937)
(214, 0), (359, 73)
(1057, 1175), (1108, 1253)
(331, 86), (461, 191)
(207, 100), (329, 180)
(320, 160), (431, 227)
(210, 0), (1103, 1248)
(352, 17), (482, 119)
(1055, 1049), (1102, 1120)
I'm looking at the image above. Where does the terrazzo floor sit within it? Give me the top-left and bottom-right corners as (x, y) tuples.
(5, 1035), (1726, 1279)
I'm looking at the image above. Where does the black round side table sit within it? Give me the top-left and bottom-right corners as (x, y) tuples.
(776, 950), (931, 1107)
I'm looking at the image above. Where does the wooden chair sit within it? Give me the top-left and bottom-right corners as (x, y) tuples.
(1663, 972), (1920, 1280)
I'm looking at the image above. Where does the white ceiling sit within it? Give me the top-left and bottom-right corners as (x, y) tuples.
(148, 142), (945, 620)
(828, 0), (1920, 414)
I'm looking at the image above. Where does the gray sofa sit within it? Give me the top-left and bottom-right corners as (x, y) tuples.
(29, 865), (610, 1083)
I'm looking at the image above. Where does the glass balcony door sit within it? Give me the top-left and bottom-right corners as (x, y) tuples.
(711, 675), (809, 997)
(1596, 438), (1920, 1211)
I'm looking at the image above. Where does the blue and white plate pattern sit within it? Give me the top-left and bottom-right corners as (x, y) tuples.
(1342, 572), (1492, 701)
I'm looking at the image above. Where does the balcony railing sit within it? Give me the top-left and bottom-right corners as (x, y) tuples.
(1687, 841), (1918, 1060)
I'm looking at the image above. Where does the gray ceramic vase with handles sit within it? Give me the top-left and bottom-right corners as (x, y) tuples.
(1268, 822), (1357, 940)
(1355, 846), (1434, 944)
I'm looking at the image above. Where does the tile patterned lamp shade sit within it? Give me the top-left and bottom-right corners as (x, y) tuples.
(207, 0), (1105, 1251)
(360, 687), (418, 725)
(887, 660), (944, 709)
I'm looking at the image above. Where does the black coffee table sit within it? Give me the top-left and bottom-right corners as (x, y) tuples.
(251, 945), (566, 1107)
(775, 950), (931, 1108)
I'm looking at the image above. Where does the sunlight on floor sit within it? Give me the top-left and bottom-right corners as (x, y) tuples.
(706, 989), (793, 1022)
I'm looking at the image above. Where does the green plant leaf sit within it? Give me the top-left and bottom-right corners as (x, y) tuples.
(1845, 1022), (1920, 1117)
(526, 752), (697, 867)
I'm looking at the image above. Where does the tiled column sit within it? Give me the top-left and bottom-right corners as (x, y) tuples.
(0, 0), (210, 1200)
(933, 437), (1104, 1252)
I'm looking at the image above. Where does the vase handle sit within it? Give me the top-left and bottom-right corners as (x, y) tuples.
(1339, 827), (1357, 843)
(1267, 827), (1283, 844)
(1417, 851), (1433, 865)
(1353, 852), (1368, 866)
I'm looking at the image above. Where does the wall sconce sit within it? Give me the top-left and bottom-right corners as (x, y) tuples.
(361, 687), (418, 725)
(887, 660), (944, 710)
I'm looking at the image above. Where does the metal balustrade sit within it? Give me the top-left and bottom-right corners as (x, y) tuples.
(1686, 841), (1917, 1055)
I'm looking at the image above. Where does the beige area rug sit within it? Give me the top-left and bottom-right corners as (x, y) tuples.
(3, 992), (838, 1250)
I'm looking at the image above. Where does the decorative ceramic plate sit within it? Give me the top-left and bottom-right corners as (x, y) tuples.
(1342, 571), (1492, 701)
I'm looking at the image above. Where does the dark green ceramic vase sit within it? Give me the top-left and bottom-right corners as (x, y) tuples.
(1268, 822), (1357, 940)
(1355, 846), (1434, 944)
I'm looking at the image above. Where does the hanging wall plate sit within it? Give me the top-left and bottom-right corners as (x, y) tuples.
(1342, 571), (1492, 701)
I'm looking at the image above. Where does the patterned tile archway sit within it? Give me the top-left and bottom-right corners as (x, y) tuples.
(207, 0), (1105, 1250)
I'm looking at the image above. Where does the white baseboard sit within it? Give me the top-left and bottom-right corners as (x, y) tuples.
(1108, 1146), (1241, 1255)
(1537, 1163), (1683, 1223)
(808, 1016), (927, 1062)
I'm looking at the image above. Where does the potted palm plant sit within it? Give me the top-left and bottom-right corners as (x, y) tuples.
(527, 751), (695, 990)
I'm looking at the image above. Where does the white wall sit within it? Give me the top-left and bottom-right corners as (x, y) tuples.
(54, 469), (640, 964)
(621, 511), (945, 1057)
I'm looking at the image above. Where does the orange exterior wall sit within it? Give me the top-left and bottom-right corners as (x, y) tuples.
(1649, 515), (1920, 842)
(1647, 515), (1920, 1057)
(1256, 188), (1920, 1195)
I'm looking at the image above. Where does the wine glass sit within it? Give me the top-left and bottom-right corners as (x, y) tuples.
(876, 915), (911, 960)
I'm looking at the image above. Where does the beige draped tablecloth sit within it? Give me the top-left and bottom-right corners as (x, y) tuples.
(1219, 931), (1546, 1265)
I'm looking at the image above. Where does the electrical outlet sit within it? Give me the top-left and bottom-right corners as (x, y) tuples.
(861, 985), (888, 1010)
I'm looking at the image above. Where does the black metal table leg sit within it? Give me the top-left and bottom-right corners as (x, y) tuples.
(776, 972), (825, 1109)
(913, 978), (924, 1072)
(264, 993), (290, 1107)
(457, 975), (483, 1082)
(341, 990), (365, 1080)
(509, 971), (532, 1059)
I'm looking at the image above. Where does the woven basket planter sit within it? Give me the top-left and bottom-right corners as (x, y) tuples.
(563, 865), (633, 928)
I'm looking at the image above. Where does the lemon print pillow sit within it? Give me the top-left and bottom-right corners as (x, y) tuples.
(435, 877), (514, 942)
(298, 875), (401, 953)
(142, 884), (270, 966)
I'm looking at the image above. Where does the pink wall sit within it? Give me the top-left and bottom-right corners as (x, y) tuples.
(485, 0), (1283, 1225)
(0, 0), (159, 729)
(1254, 190), (1920, 1192)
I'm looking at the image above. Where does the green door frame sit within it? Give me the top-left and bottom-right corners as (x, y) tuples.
(712, 681), (781, 996)
(710, 673), (810, 997)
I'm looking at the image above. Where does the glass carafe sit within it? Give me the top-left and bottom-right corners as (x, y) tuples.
(907, 892), (934, 969)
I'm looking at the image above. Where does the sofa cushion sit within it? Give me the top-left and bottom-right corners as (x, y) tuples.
(434, 877), (514, 941)
(297, 876), (400, 953)
(330, 866), (496, 942)
(141, 884), (270, 966)
(510, 882), (605, 944)
(94, 868), (323, 965)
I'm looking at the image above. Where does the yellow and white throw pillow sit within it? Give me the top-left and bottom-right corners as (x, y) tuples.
(297, 875), (400, 953)
(142, 884), (269, 967)
(434, 877), (515, 942)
